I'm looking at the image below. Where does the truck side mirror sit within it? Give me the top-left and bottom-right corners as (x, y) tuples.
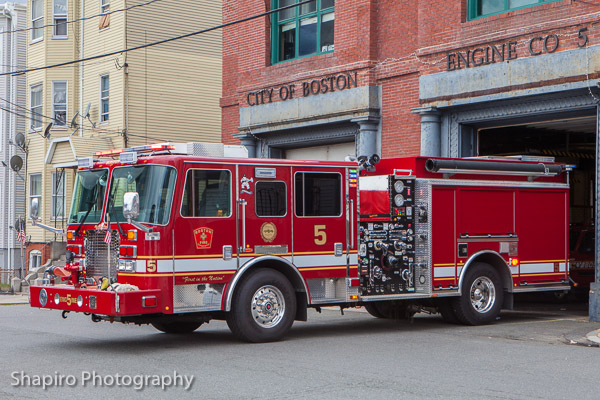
(30, 198), (39, 220)
(123, 192), (140, 220)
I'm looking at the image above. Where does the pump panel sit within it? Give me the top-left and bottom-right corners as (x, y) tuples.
(359, 176), (431, 296)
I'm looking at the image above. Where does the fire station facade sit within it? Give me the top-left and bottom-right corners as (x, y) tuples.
(221, 0), (599, 178)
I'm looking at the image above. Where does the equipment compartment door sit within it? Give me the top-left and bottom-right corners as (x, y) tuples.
(292, 167), (348, 280)
(236, 164), (292, 261)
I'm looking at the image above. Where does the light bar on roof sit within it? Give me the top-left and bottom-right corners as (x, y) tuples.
(94, 142), (185, 158)
(120, 151), (138, 164)
(77, 157), (94, 169)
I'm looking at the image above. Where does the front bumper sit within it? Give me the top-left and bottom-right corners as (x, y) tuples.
(30, 285), (162, 316)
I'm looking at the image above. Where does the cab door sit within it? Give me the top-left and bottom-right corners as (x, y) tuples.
(173, 163), (237, 300)
(236, 164), (292, 261)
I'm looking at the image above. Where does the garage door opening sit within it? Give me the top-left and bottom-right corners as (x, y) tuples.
(478, 115), (596, 295)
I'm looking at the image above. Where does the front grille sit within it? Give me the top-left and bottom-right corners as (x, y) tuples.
(84, 229), (120, 280)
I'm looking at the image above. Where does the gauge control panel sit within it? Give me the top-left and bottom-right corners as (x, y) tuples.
(359, 176), (417, 296)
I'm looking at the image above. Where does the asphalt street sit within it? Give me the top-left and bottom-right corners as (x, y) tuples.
(0, 299), (599, 400)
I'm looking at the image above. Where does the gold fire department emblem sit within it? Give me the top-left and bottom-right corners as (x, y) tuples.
(260, 222), (277, 243)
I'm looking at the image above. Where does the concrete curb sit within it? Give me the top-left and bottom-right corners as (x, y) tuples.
(586, 329), (600, 345)
(0, 294), (29, 305)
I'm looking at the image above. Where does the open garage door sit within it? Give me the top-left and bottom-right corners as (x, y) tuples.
(478, 115), (596, 295)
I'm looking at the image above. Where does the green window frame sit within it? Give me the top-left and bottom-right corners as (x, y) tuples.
(468, 0), (561, 20)
(271, 0), (335, 64)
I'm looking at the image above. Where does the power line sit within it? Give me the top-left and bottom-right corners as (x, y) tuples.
(0, 0), (315, 76)
(1, 0), (166, 37)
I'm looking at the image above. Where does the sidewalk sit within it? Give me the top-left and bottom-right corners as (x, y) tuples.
(0, 293), (29, 305)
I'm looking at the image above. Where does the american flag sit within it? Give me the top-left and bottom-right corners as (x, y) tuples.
(104, 225), (112, 245)
(16, 227), (25, 244)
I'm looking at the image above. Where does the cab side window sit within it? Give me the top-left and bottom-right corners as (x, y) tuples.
(295, 172), (341, 216)
(256, 181), (286, 217)
(181, 169), (231, 217)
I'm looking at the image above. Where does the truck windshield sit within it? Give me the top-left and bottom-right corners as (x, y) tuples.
(68, 169), (108, 224)
(109, 165), (177, 225)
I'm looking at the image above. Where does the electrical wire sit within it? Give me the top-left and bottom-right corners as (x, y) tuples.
(0, 0), (315, 76)
(1, 0), (166, 37)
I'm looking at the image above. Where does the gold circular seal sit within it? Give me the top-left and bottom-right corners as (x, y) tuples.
(260, 222), (277, 243)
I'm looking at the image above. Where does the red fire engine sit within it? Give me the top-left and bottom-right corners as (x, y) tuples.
(29, 143), (571, 342)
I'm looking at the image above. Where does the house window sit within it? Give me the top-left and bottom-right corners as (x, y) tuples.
(101, 0), (110, 14)
(29, 174), (42, 218)
(29, 250), (41, 269)
(52, 82), (67, 126)
(31, 0), (43, 41)
(30, 84), (43, 130)
(51, 171), (66, 219)
(468, 0), (560, 20)
(53, 0), (68, 37)
(100, 75), (109, 122)
(272, 0), (334, 63)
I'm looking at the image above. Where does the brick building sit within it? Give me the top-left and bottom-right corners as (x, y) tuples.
(222, 0), (600, 217)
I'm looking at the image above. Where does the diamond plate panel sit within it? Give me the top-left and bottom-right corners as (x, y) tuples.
(173, 283), (224, 312)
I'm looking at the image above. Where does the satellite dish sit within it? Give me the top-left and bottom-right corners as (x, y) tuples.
(82, 103), (91, 118)
(70, 111), (79, 128)
(9, 155), (23, 172)
(15, 133), (25, 148)
(43, 122), (53, 139)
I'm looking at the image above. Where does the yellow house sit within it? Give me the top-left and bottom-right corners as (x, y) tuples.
(25, 0), (222, 269)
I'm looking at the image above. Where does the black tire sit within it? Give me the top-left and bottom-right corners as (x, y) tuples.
(227, 269), (296, 343)
(364, 303), (386, 318)
(151, 321), (203, 334)
(437, 299), (460, 324)
(366, 301), (415, 319)
(452, 262), (503, 325)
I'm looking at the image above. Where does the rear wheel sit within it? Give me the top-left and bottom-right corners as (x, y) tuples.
(365, 301), (415, 319)
(151, 321), (203, 334)
(437, 299), (460, 324)
(227, 269), (296, 343)
(363, 303), (386, 318)
(452, 262), (503, 325)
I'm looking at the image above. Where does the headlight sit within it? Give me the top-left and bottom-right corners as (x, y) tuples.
(54, 293), (60, 305)
(394, 180), (404, 193)
(39, 289), (47, 307)
(118, 260), (136, 272)
(394, 194), (405, 207)
(77, 295), (83, 307)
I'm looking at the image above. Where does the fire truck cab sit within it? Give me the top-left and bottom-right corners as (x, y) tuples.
(29, 143), (571, 342)
(30, 143), (359, 342)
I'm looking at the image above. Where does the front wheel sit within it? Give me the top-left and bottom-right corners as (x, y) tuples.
(452, 262), (503, 325)
(227, 269), (297, 343)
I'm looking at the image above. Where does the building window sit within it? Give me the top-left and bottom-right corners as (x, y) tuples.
(51, 171), (66, 219)
(29, 174), (42, 219)
(53, 0), (68, 37)
(272, 0), (334, 64)
(295, 172), (341, 217)
(101, 0), (110, 14)
(100, 75), (109, 122)
(53, 82), (67, 126)
(29, 250), (41, 269)
(468, 0), (560, 20)
(30, 84), (43, 130)
(31, 0), (43, 41)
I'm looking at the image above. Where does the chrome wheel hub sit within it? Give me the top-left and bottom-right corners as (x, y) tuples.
(251, 285), (285, 328)
(469, 276), (496, 314)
